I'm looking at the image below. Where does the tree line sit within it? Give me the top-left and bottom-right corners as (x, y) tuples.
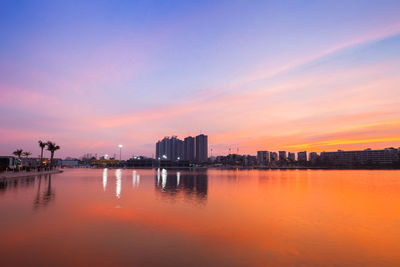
(13, 140), (60, 170)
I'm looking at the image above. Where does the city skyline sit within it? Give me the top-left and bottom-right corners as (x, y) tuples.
(1, 1), (400, 158)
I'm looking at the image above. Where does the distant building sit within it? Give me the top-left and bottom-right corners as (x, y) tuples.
(195, 134), (208, 163)
(297, 151), (307, 162)
(171, 136), (184, 161)
(126, 156), (153, 167)
(309, 152), (319, 164)
(183, 136), (195, 162)
(156, 134), (207, 163)
(60, 159), (79, 167)
(156, 136), (183, 161)
(320, 148), (399, 166)
(288, 152), (295, 162)
(257, 151), (269, 165)
(21, 157), (41, 168)
(244, 155), (257, 166)
(270, 152), (278, 161)
(156, 137), (170, 159)
(278, 151), (287, 161)
(0, 156), (17, 171)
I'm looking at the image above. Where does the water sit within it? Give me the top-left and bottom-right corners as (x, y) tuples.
(1, 169), (400, 266)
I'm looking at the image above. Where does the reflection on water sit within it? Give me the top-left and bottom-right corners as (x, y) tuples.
(101, 168), (141, 198)
(33, 174), (55, 209)
(155, 168), (208, 202)
(132, 170), (140, 188)
(0, 174), (55, 210)
(0, 176), (35, 194)
(115, 169), (121, 198)
(1, 169), (400, 266)
(102, 168), (107, 191)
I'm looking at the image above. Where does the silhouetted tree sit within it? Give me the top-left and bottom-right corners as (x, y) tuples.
(46, 142), (60, 169)
(13, 149), (23, 159)
(38, 140), (47, 168)
(12, 149), (23, 171)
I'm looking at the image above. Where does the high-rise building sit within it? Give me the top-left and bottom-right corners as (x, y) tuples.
(195, 134), (208, 163)
(270, 152), (278, 161)
(170, 136), (183, 161)
(288, 152), (295, 162)
(257, 151), (269, 165)
(183, 136), (195, 162)
(309, 152), (319, 164)
(278, 151), (287, 161)
(156, 138), (169, 159)
(297, 151), (307, 162)
(155, 136), (183, 161)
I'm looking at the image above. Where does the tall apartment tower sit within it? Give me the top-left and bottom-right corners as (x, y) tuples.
(195, 134), (208, 163)
(170, 136), (183, 161)
(183, 136), (195, 162)
(297, 151), (307, 162)
(257, 151), (269, 165)
(278, 151), (287, 161)
(155, 136), (183, 161)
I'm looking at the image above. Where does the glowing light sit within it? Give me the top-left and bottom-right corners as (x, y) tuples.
(177, 171), (180, 186)
(103, 168), (107, 191)
(118, 144), (123, 148)
(116, 169), (121, 198)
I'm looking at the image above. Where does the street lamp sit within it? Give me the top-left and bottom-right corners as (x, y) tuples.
(118, 144), (123, 161)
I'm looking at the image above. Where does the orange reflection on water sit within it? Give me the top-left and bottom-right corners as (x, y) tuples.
(0, 169), (400, 266)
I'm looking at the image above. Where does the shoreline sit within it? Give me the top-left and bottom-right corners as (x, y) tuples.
(0, 169), (63, 179)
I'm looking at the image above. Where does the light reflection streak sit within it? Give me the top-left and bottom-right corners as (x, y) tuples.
(161, 169), (167, 189)
(116, 169), (121, 198)
(132, 170), (140, 188)
(177, 172), (180, 186)
(157, 168), (160, 186)
(103, 168), (107, 191)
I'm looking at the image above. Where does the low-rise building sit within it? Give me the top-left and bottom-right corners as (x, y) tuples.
(61, 159), (79, 167)
(320, 148), (399, 166)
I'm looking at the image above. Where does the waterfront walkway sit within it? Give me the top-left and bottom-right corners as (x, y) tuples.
(0, 169), (63, 179)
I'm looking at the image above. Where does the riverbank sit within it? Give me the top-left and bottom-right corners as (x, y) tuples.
(0, 169), (63, 179)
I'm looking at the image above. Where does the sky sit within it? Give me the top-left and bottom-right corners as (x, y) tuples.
(0, 0), (400, 159)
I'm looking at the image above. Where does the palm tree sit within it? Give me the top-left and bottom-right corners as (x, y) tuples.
(13, 149), (23, 159)
(13, 149), (23, 171)
(46, 141), (60, 169)
(23, 151), (32, 158)
(38, 140), (47, 168)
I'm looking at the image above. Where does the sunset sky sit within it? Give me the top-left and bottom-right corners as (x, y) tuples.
(1, 0), (400, 159)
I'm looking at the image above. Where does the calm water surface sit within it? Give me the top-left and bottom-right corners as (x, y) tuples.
(1, 169), (400, 266)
